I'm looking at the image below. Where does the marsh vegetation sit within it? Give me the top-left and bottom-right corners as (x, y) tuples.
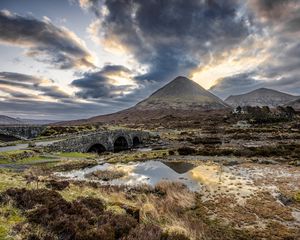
(0, 112), (300, 239)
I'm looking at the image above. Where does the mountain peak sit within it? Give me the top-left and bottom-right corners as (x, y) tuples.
(136, 76), (229, 110)
(172, 76), (190, 82)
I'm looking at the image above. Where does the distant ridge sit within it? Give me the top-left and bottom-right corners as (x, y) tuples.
(0, 115), (22, 125)
(285, 98), (300, 110)
(0, 115), (57, 125)
(225, 88), (298, 108)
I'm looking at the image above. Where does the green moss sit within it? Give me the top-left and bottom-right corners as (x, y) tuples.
(294, 192), (300, 202)
(0, 150), (36, 164)
(107, 150), (169, 163)
(106, 205), (127, 215)
(58, 152), (95, 158)
(0, 150), (29, 157)
(0, 204), (25, 240)
(0, 159), (9, 164)
(0, 169), (26, 192)
(15, 155), (57, 164)
(0, 151), (60, 166)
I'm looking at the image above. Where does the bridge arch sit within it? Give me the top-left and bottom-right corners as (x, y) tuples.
(47, 130), (149, 153)
(132, 136), (140, 147)
(87, 143), (106, 154)
(114, 136), (129, 152)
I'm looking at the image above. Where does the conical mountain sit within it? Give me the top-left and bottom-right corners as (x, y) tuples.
(225, 88), (298, 108)
(135, 76), (229, 110)
(58, 76), (229, 125)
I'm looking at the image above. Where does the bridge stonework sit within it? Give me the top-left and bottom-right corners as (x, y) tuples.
(46, 130), (150, 153)
(0, 126), (46, 140)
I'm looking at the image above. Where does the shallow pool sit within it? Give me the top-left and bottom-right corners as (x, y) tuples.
(56, 160), (257, 200)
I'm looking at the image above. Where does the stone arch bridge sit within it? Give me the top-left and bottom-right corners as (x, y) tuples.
(47, 130), (150, 153)
(0, 126), (45, 141)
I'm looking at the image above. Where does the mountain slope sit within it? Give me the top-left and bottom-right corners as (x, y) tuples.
(19, 119), (58, 125)
(0, 115), (22, 125)
(285, 98), (300, 110)
(225, 88), (298, 108)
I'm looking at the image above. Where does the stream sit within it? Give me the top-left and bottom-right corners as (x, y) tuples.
(0, 140), (60, 152)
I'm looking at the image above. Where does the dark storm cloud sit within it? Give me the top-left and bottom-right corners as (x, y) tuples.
(0, 71), (50, 84)
(71, 65), (136, 99)
(0, 71), (69, 99)
(254, 0), (294, 11)
(100, 64), (131, 75)
(36, 85), (70, 99)
(250, 0), (300, 24)
(209, 73), (261, 99)
(0, 10), (95, 69)
(285, 16), (300, 32)
(87, 0), (250, 82)
(210, 72), (300, 99)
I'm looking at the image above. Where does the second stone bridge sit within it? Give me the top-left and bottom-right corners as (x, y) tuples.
(47, 130), (150, 153)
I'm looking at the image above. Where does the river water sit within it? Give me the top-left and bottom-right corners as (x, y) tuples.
(0, 140), (60, 152)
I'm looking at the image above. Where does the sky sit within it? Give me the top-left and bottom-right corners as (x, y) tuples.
(0, 0), (299, 120)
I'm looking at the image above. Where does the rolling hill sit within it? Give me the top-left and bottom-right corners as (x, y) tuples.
(285, 98), (300, 110)
(225, 88), (298, 108)
(0, 115), (22, 125)
(0, 115), (57, 125)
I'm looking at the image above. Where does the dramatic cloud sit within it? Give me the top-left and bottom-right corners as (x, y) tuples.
(85, 0), (250, 82)
(0, 86), (38, 99)
(71, 64), (138, 99)
(0, 10), (95, 69)
(0, 71), (52, 84)
(204, 0), (299, 97)
(0, 0), (299, 119)
(0, 72), (69, 99)
(249, 0), (300, 23)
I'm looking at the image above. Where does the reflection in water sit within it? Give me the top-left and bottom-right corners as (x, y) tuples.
(56, 160), (256, 201)
(163, 161), (195, 174)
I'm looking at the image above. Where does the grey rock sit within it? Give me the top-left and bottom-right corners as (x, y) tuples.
(278, 193), (293, 206)
(258, 159), (278, 165)
(223, 160), (239, 166)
